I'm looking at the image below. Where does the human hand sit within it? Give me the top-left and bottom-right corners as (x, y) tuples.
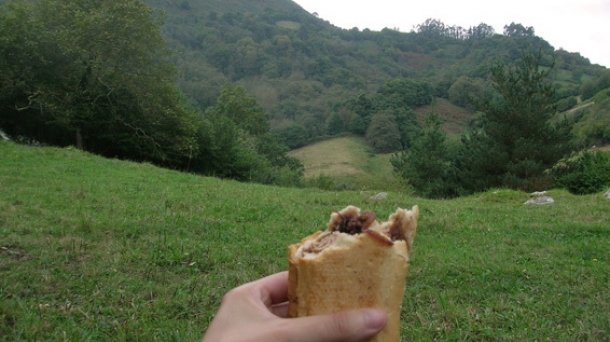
(201, 271), (387, 342)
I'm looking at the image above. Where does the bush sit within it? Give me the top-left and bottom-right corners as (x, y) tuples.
(275, 125), (309, 149)
(304, 174), (336, 191)
(365, 111), (401, 153)
(594, 88), (610, 103)
(556, 96), (578, 112)
(552, 150), (610, 194)
(448, 76), (485, 110)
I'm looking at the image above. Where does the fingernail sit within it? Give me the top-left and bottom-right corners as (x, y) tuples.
(363, 309), (387, 329)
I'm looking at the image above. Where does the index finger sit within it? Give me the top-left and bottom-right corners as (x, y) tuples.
(254, 271), (289, 307)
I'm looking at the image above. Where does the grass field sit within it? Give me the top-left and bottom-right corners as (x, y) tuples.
(1, 140), (610, 341)
(287, 136), (404, 192)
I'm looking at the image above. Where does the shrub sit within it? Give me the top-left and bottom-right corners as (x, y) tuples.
(365, 111), (402, 153)
(594, 88), (610, 103)
(556, 96), (578, 112)
(552, 150), (610, 194)
(304, 174), (337, 191)
(275, 125), (309, 149)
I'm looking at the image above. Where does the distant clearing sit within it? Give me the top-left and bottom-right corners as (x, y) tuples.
(288, 136), (390, 178)
(276, 21), (301, 30)
(414, 98), (474, 134)
(288, 136), (400, 191)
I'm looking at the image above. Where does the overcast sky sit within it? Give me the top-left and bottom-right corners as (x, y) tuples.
(292, 0), (610, 68)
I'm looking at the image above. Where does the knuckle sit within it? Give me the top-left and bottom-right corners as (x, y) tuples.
(221, 285), (248, 304)
(329, 311), (355, 336)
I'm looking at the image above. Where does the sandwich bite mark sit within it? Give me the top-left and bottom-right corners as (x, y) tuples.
(330, 209), (377, 234)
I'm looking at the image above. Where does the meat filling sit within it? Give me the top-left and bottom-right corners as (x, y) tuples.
(299, 207), (409, 258)
(330, 210), (376, 234)
(331, 209), (405, 242)
(309, 232), (337, 253)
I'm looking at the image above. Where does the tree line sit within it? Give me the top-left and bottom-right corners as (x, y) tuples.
(144, 0), (607, 151)
(1, 0), (609, 195)
(392, 52), (610, 198)
(0, 0), (303, 186)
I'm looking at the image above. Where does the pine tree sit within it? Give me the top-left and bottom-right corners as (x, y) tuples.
(391, 113), (456, 198)
(456, 51), (574, 192)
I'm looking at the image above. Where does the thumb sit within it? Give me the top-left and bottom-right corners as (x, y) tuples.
(282, 308), (387, 342)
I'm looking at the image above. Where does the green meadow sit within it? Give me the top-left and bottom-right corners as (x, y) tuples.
(1, 140), (609, 341)
(288, 136), (401, 192)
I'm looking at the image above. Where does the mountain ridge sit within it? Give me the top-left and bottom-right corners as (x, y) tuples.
(1, 0), (606, 147)
(142, 0), (606, 113)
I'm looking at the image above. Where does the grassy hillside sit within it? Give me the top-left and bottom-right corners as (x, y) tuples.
(1, 140), (610, 341)
(414, 97), (474, 135)
(572, 97), (610, 145)
(551, 93), (610, 148)
(287, 136), (402, 191)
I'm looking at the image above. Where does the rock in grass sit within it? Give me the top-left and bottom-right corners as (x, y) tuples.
(604, 189), (610, 199)
(524, 196), (555, 205)
(370, 192), (388, 200)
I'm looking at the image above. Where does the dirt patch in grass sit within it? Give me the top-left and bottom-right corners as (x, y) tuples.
(0, 246), (31, 261)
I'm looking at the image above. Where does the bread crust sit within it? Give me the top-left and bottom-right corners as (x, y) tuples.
(287, 206), (418, 342)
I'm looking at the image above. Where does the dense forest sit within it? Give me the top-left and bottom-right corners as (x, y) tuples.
(142, 0), (609, 148)
(1, 0), (609, 197)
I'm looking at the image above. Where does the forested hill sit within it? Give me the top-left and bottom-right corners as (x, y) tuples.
(2, 0), (609, 196)
(143, 0), (607, 144)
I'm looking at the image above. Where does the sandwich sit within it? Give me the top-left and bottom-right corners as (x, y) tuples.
(287, 205), (419, 341)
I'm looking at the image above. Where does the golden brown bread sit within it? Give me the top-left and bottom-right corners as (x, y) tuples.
(287, 205), (419, 342)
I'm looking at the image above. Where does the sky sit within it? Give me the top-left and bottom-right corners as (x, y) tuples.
(292, 0), (610, 68)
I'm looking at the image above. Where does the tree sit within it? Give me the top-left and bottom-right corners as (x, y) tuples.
(275, 124), (309, 149)
(552, 150), (610, 195)
(380, 107), (421, 149)
(193, 84), (302, 184)
(391, 113), (456, 198)
(581, 70), (610, 100)
(456, 51), (574, 192)
(0, 0), (197, 164)
(347, 115), (367, 135)
(503, 23), (535, 37)
(375, 78), (434, 109)
(468, 23), (495, 40)
(235, 37), (266, 78)
(416, 18), (447, 38)
(448, 76), (486, 110)
(190, 113), (243, 178)
(206, 84), (270, 137)
(347, 94), (374, 133)
(255, 133), (304, 174)
(365, 111), (401, 153)
(326, 112), (346, 135)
